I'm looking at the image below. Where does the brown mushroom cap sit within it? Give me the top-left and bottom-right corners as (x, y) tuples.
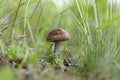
(47, 28), (70, 42)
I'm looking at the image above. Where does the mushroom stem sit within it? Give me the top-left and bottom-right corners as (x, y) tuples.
(54, 41), (62, 57)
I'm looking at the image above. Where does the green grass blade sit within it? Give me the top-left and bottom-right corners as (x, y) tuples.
(96, 17), (118, 29)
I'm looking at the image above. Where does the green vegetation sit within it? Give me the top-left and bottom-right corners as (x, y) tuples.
(0, 0), (120, 80)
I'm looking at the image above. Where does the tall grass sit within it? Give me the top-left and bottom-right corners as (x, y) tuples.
(70, 0), (120, 79)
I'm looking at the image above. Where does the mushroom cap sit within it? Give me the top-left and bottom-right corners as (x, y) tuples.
(47, 28), (70, 42)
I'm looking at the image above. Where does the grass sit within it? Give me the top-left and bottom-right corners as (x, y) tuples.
(0, 0), (120, 80)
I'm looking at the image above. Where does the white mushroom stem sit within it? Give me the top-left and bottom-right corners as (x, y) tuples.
(54, 41), (62, 57)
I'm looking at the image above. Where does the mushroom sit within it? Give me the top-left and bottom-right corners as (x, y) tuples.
(47, 28), (70, 57)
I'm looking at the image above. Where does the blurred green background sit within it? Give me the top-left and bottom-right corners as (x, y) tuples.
(0, 0), (120, 80)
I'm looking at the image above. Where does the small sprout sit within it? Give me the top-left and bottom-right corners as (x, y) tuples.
(16, 35), (28, 41)
(1, 26), (8, 33)
(0, 26), (8, 35)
